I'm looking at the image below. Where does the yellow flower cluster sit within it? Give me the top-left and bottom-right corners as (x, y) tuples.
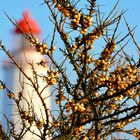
(54, 2), (81, 29)
(51, 121), (60, 128)
(45, 70), (60, 86)
(72, 102), (85, 112)
(55, 91), (66, 104)
(73, 125), (84, 135)
(30, 38), (56, 55)
(21, 110), (34, 125)
(96, 72), (109, 85)
(61, 31), (69, 41)
(65, 100), (72, 112)
(95, 59), (110, 71)
(53, 0), (93, 34)
(69, 44), (93, 57)
(114, 95), (124, 101)
(116, 121), (126, 128)
(65, 99), (86, 113)
(133, 128), (140, 138)
(38, 59), (47, 67)
(84, 28), (103, 45)
(30, 38), (48, 54)
(81, 136), (88, 140)
(71, 44), (77, 52)
(0, 84), (4, 89)
(36, 119), (43, 129)
(21, 110), (43, 127)
(78, 53), (94, 64)
(125, 88), (136, 98)
(101, 41), (116, 60)
(107, 65), (137, 99)
(68, 44), (77, 55)
(91, 64), (138, 101)
(70, 10), (81, 30)
(110, 103), (119, 110)
(79, 15), (93, 34)
(7, 92), (14, 99)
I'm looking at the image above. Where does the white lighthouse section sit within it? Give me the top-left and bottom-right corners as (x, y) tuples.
(13, 47), (51, 115)
(12, 46), (51, 139)
(2, 10), (52, 139)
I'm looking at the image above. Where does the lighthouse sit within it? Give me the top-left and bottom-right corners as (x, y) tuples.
(2, 10), (51, 139)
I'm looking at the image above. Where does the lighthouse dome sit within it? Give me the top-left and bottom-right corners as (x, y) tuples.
(14, 10), (41, 34)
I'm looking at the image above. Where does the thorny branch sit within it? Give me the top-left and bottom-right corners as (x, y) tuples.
(0, 0), (140, 139)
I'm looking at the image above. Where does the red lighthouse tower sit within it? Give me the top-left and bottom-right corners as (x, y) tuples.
(3, 10), (51, 139)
